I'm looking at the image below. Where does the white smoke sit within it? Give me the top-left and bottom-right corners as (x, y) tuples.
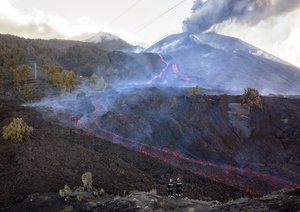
(183, 0), (300, 67)
(184, 0), (300, 33)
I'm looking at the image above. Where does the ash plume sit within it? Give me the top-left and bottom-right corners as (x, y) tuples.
(183, 0), (300, 33)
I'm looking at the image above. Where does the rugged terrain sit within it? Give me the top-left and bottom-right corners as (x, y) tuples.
(32, 87), (299, 196)
(1, 89), (299, 210)
(5, 185), (300, 211)
(0, 100), (248, 208)
(147, 32), (300, 95)
(0, 33), (299, 211)
(0, 33), (163, 83)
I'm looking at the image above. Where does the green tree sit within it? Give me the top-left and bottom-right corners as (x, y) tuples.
(22, 84), (32, 102)
(240, 88), (262, 109)
(10, 64), (29, 91)
(60, 70), (76, 92)
(44, 64), (77, 92)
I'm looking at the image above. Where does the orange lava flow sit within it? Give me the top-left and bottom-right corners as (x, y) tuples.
(74, 116), (299, 196)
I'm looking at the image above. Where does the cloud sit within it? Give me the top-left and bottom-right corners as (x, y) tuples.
(0, 0), (64, 39)
(0, 16), (64, 39)
(0, 0), (147, 46)
(183, 0), (300, 67)
(183, 0), (300, 33)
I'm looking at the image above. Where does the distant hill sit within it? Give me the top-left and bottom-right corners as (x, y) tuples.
(0, 33), (161, 81)
(85, 31), (144, 52)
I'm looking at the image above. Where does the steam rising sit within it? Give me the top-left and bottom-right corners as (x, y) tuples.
(184, 0), (300, 33)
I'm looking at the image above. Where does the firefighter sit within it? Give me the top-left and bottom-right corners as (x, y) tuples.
(175, 178), (183, 197)
(167, 178), (174, 198)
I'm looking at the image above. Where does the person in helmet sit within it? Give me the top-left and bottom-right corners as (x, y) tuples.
(167, 178), (174, 198)
(175, 178), (183, 197)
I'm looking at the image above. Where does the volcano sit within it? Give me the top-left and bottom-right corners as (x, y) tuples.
(0, 31), (299, 211)
(146, 32), (300, 95)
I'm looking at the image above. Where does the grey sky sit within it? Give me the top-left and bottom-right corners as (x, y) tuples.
(6, 0), (194, 44)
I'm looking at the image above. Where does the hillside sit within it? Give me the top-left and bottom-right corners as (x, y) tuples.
(0, 33), (162, 81)
(0, 100), (245, 207)
(32, 87), (300, 196)
(147, 32), (300, 95)
(0, 32), (299, 211)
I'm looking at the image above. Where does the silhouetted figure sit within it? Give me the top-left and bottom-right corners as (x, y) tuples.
(175, 178), (183, 197)
(167, 179), (174, 198)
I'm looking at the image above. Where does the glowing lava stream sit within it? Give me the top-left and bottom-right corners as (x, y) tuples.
(74, 117), (299, 196)
(147, 54), (191, 84)
(55, 53), (298, 196)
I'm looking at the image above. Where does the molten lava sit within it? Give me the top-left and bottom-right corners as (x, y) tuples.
(41, 53), (299, 197)
(147, 54), (191, 84)
(69, 114), (299, 196)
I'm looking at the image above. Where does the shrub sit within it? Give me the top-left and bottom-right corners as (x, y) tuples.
(2, 118), (33, 142)
(82, 172), (93, 191)
(188, 85), (201, 96)
(22, 84), (32, 102)
(240, 88), (262, 109)
(59, 185), (73, 201)
(44, 64), (76, 92)
(60, 70), (76, 92)
(10, 64), (29, 91)
(44, 64), (61, 85)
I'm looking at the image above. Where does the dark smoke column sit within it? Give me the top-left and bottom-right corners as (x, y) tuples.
(183, 0), (300, 34)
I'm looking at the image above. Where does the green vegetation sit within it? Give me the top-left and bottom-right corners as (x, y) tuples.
(240, 88), (262, 109)
(82, 172), (93, 191)
(59, 172), (105, 201)
(22, 84), (32, 102)
(188, 85), (201, 96)
(1, 62), (32, 101)
(0, 34), (112, 84)
(9, 64), (29, 91)
(0, 36), (26, 69)
(60, 70), (77, 92)
(2, 118), (33, 142)
(44, 64), (77, 92)
(45, 64), (63, 86)
(59, 185), (73, 201)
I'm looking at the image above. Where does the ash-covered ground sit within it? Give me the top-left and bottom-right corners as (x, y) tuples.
(0, 99), (247, 208)
(0, 34), (299, 211)
(1, 85), (300, 211)
(31, 87), (300, 194)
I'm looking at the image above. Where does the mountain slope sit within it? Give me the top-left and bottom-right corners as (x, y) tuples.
(85, 31), (143, 52)
(0, 33), (162, 83)
(147, 32), (300, 95)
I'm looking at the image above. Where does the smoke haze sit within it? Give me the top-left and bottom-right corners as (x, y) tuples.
(184, 0), (300, 33)
(183, 0), (300, 67)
